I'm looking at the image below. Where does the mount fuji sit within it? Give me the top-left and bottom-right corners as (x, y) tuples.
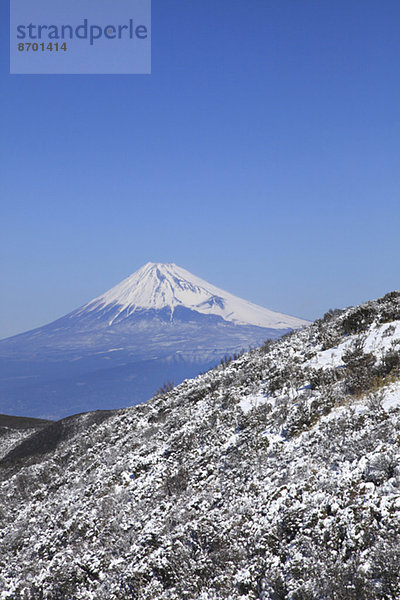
(0, 263), (309, 419)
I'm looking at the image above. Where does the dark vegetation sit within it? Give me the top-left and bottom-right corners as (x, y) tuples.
(0, 413), (51, 430)
(154, 381), (175, 397)
(1, 410), (115, 466)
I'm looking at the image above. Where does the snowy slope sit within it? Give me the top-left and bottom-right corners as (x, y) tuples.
(1, 291), (400, 599)
(79, 262), (308, 329)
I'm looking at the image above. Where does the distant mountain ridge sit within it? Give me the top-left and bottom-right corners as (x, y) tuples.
(0, 263), (308, 419)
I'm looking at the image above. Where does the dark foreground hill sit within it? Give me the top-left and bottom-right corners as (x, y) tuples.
(0, 413), (51, 462)
(1, 291), (400, 599)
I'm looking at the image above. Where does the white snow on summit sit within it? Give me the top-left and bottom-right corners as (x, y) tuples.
(82, 262), (309, 329)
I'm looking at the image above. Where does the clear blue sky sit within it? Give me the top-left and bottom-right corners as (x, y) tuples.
(1, 0), (400, 339)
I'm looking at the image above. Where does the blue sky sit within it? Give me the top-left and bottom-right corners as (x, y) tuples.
(1, 0), (400, 338)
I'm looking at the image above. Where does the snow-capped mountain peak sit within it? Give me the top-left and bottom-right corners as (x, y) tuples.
(82, 262), (308, 329)
(0, 263), (309, 418)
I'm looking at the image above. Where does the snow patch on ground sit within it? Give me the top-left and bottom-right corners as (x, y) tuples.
(380, 381), (400, 411)
(307, 320), (400, 371)
(239, 393), (270, 414)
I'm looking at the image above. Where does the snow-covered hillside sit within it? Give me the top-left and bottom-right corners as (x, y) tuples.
(0, 263), (308, 419)
(1, 291), (400, 599)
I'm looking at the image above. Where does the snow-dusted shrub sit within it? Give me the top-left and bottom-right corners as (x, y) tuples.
(321, 308), (345, 322)
(362, 451), (396, 485)
(380, 347), (400, 378)
(343, 341), (377, 395)
(342, 305), (377, 335)
(309, 366), (343, 390)
(377, 290), (400, 324)
(153, 381), (175, 398)
(268, 362), (305, 394)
